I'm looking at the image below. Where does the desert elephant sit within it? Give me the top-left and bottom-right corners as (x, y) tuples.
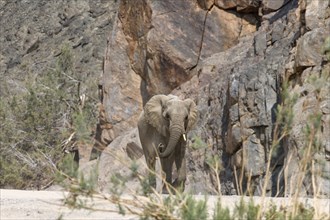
(137, 94), (197, 193)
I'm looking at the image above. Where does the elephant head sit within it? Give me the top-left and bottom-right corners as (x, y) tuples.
(144, 94), (197, 157)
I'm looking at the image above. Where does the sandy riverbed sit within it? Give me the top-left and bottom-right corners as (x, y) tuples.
(1, 189), (329, 219)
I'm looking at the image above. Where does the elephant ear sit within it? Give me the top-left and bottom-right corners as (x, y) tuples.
(184, 98), (198, 131)
(144, 95), (170, 136)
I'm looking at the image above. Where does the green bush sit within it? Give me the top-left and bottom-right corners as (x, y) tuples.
(181, 196), (208, 220)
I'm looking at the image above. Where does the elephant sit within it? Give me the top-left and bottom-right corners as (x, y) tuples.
(137, 94), (198, 193)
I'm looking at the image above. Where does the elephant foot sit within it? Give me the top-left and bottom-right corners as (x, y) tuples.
(172, 178), (185, 192)
(162, 181), (183, 195)
(158, 143), (165, 153)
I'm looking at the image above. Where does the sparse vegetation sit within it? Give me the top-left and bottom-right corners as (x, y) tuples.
(54, 66), (329, 220)
(1, 23), (329, 220)
(57, 151), (323, 219)
(0, 43), (97, 189)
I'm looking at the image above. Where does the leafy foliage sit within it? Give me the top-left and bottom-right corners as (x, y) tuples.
(181, 195), (208, 220)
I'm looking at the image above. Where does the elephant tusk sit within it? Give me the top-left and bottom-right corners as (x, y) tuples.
(183, 133), (187, 141)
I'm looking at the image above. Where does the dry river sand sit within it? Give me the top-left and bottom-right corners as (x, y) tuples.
(1, 189), (329, 219)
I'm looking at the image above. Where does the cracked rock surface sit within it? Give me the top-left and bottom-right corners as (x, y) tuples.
(1, 0), (329, 198)
(100, 0), (257, 146)
(0, 0), (117, 98)
(98, 0), (330, 197)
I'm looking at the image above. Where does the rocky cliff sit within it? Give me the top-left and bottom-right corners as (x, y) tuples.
(98, 0), (329, 197)
(0, 0), (118, 105)
(1, 0), (328, 196)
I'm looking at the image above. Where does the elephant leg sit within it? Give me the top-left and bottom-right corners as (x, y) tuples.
(173, 145), (186, 192)
(160, 156), (174, 194)
(145, 155), (156, 189)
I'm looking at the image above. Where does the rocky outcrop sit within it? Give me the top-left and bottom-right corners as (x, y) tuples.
(284, 1), (330, 197)
(0, 0), (117, 94)
(100, 0), (258, 148)
(99, 0), (329, 197)
(98, 128), (145, 194)
(2, 0), (327, 196)
(177, 0), (329, 196)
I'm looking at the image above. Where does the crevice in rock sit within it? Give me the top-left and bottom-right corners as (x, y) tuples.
(268, 0), (299, 25)
(117, 0), (152, 80)
(289, 65), (307, 87)
(188, 3), (215, 71)
(238, 14), (244, 39)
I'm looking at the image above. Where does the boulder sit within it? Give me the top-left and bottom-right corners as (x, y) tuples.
(98, 128), (146, 193)
(173, 0), (317, 196)
(236, 0), (261, 12)
(295, 28), (330, 67)
(243, 135), (265, 177)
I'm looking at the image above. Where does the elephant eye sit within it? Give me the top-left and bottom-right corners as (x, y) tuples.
(165, 113), (170, 120)
(185, 115), (188, 121)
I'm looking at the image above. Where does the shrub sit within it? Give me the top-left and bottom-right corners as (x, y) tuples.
(0, 43), (97, 189)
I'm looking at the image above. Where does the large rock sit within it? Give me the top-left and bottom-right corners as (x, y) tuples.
(98, 129), (145, 193)
(100, 0), (257, 146)
(102, 12), (143, 143)
(295, 28), (330, 67)
(172, 0), (330, 197)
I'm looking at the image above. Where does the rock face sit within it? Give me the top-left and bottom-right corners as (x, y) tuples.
(100, 0), (258, 148)
(0, 0), (119, 162)
(99, 0), (330, 197)
(284, 1), (330, 196)
(0, 0), (117, 95)
(1, 0), (328, 197)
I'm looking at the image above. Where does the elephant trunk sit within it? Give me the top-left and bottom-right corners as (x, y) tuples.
(159, 124), (184, 158)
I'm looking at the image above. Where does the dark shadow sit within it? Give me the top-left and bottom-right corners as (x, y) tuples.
(269, 75), (286, 197)
(269, 0), (299, 24)
(140, 79), (150, 106)
(220, 78), (236, 195)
